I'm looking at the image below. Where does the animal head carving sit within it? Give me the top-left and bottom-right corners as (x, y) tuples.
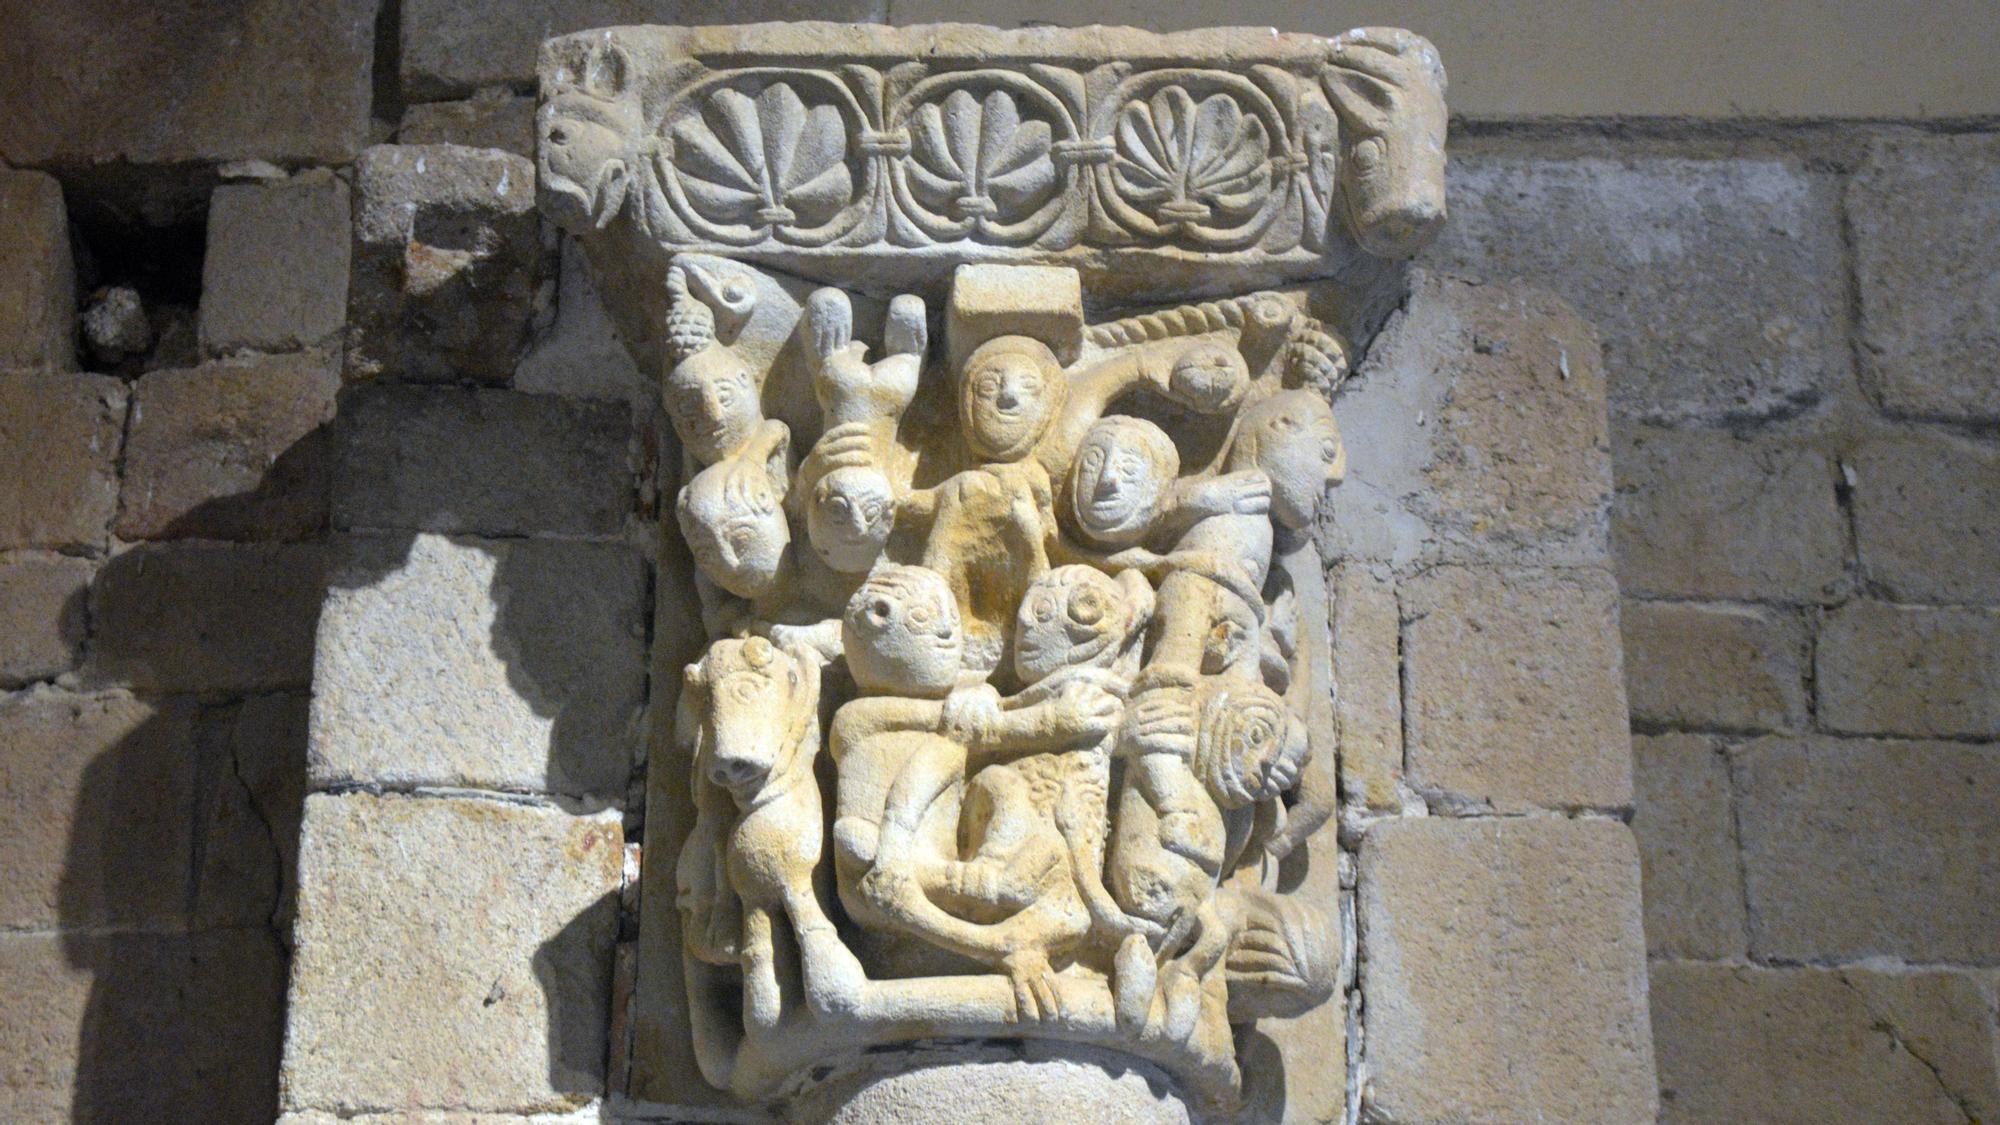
(538, 38), (644, 233)
(1015, 565), (1155, 684)
(1323, 28), (1448, 258)
(685, 636), (818, 799)
(1194, 680), (1308, 810)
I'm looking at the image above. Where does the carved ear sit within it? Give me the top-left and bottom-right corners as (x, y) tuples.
(584, 43), (632, 100)
(764, 424), (791, 499)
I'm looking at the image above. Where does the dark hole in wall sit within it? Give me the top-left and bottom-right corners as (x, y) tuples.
(67, 196), (208, 375)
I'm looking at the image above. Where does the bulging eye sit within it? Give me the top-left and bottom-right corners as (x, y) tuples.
(1069, 589), (1104, 625)
(1352, 137), (1385, 172)
(908, 604), (933, 627)
(1032, 596), (1056, 623)
(1082, 447), (1104, 469)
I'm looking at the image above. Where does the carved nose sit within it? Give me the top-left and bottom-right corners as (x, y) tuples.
(709, 756), (760, 788)
(995, 387), (1018, 410)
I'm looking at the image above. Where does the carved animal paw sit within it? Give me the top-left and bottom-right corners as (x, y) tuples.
(1002, 950), (1064, 1023)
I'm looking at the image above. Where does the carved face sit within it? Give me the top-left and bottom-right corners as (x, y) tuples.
(1195, 681), (1307, 809)
(665, 347), (762, 465)
(961, 336), (1063, 463)
(1167, 340), (1251, 413)
(843, 564), (963, 698)
(1232, 390), (1345, 530)
(1069, 417), (1178, 547)
(809, 466), (896, 574)
(678, 457), (789, 599)
(1324, 33), (1450, 258)
(694, 636), (805, 795)
(1014, 566), (1153, 685)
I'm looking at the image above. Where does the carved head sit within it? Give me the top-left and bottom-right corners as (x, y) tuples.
(677, 448), (790, 600)
(1068, 416), (1179, 548)
(1324, 30), (1449, 258)
(664, 347), (763, 465)
(960, 335), (1067, 463)
(809, 465), (896, 574)
(688, 636), (816, 797)
(1194, 680), (1308, 810)
(1229, 390), (1344, 530)
(843, 564), (963, 698)
(1014, 566), (1155, 685)
(1167, 340), (1251, 413)
(538, 39), (644, 233)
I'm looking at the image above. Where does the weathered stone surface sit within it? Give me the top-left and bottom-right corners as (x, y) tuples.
(399, 90), (538, 158)
(1849, 133), (2000, 422)
(1631, 733), (1745, 958)
(1850, 426), (2000, 604)
(347, 145), (548, 384)
(193, 692), (308, 930)
(793, 1045), (1191, 1125)
(1817, 600), (2000, 739)
(1402, 564), (1632, 812)
(0, 372), (126, 551)
(116, 351), (340, 541)
(1324, 274), (1611, 569)
(199, 170), (353, 354)
(1613, 423), (1847, 601)
(310, 533), (646, 801)
(86, 542), (328, 692)
(0, 688), (195, 929)
(0, 169), (76, 372)
(401, 0), (886, 101)
(1429, 154), (1847, 424)
(1651, 961), (2000, 1125)
(1622, 599), (1808, 733)
(513, 239), (644, 400)
(1331, 563), (1402, 812)
(81, 285), (152, 365)
(0, 554), (93, 686)
(279, 1113), (603, 1124)
(331, 385), (633, 537)
(1358, 817), (1656, 1124)
(282, 792), (622, 1115)
(0, 929), (287, 1123)
(1735, 736), (2000, 963)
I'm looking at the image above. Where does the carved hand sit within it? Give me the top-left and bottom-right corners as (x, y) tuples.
(1122, 689), (1198, 759)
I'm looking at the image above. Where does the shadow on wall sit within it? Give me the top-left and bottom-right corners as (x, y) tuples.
(50, 379), (651, 1121)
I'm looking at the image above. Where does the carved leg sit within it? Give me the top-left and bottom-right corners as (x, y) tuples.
(739, 906), (784, 1031)
(779, 879), (866, 1017)
(867, 741), (965, 885)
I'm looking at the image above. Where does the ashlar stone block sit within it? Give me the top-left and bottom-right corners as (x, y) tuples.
(1850, 426), (2000, 605)
(282, 792), (623, 1115)
(1621, 598), (1808, 733)
(0, 554), (93, 687)
(1816, 600), (2000, 739)
(85, 542), (328, 693)
(399, 89), (539, 158)
(1358, 817), (1656, 1124)
(0, 372), (127, 551)
(199, 170), (353, 355)
(0, 169), (76, 372)
(1631, 733), (1745, 958)
(1331, 563), (1403, 812)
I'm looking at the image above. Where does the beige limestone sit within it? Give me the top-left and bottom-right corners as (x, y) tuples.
(1621, 599), (1808, 733)
(514, 239), (646, 400)
(115, 351), (341, 541)
(0, 554), (93, 686)
(1613, 423), (1847, 601)
(1850, 426), (2000, 604)
(1734, 736), (2000, 964)
(1630, 733), (1745, 959)
(282, 792), (623, 1115)
(1357, 816), (1656, 1124)
(199, 170), (353, 355)
(1401, 564), (1632, 813)
(1330, 563), (1402, 813)
(1849, 133), (2000, 422)
(399, 91), (539, 158)
(309, 533), (647, 801)
(1651, 961), (2000, 1125)
(0, 169), (76, 373)
(0, 372), (126, 551)
(1816, 600), (2000, 740)
(791, 1044), (1191, 1124)
(85, 542), (328, 693)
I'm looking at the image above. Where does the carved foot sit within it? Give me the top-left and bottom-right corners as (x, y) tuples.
(1002, 949), (1063, 1023)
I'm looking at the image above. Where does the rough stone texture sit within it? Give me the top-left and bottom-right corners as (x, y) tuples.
(0, 929), (287, 1124)
(278, 1113), (603, 1124)
(793, 1045), (1191, 1124)
(1325, 274), (1610, 570)
(513, 239), (645, 400)
(116, 351), (341, 541)
(0, 688), (196, 929)
(347, 145), (548, 385)
(0, 555), (93, 686)
(1849, 133), (2000, 422)
(1651, 961), (2000, 1125)
(1735, 736), (2000, 963)
(310, 533), (646, 801)
(86, 542), (328, 693)
(1330, 563), (1403, 812)
(1401, 564), (1633, 813)
(193, 692), (309, 931)
(282, 792), (622, 1115)
(0, 372), (126, 551)
(1358, 817), (1656, 1124)
(1850, 426), (2000, 604)
(0, 0), (378, 168)
(1428, 155), (1848, 424)
(331, 385), (633, 537)
(400, 0), (888, 100)
(398, 91), (538, 158)
(1631, 733), (1746, 959)
(1613, 423), (1847, 601)
(1816, 600), (2000, 739)
(0, 169), (76, 372)
(1622, 599), (1808, 733)
(199, 171), (353, 355)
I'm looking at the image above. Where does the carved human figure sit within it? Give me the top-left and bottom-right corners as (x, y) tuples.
(676, 431), (792, 604)
(1062, 415), (1272, 554)
(663, 260), (779, 470)
(800, 287), (927, 574)
(1326, 27), (1449, 257)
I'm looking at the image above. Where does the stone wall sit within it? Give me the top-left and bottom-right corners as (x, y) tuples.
(1, 3), (1995, 1123)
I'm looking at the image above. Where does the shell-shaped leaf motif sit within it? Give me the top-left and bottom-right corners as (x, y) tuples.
(1113, 87), (1272, 228)
(907, 88), (1056, 223)
(672, 82), (854, 230)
